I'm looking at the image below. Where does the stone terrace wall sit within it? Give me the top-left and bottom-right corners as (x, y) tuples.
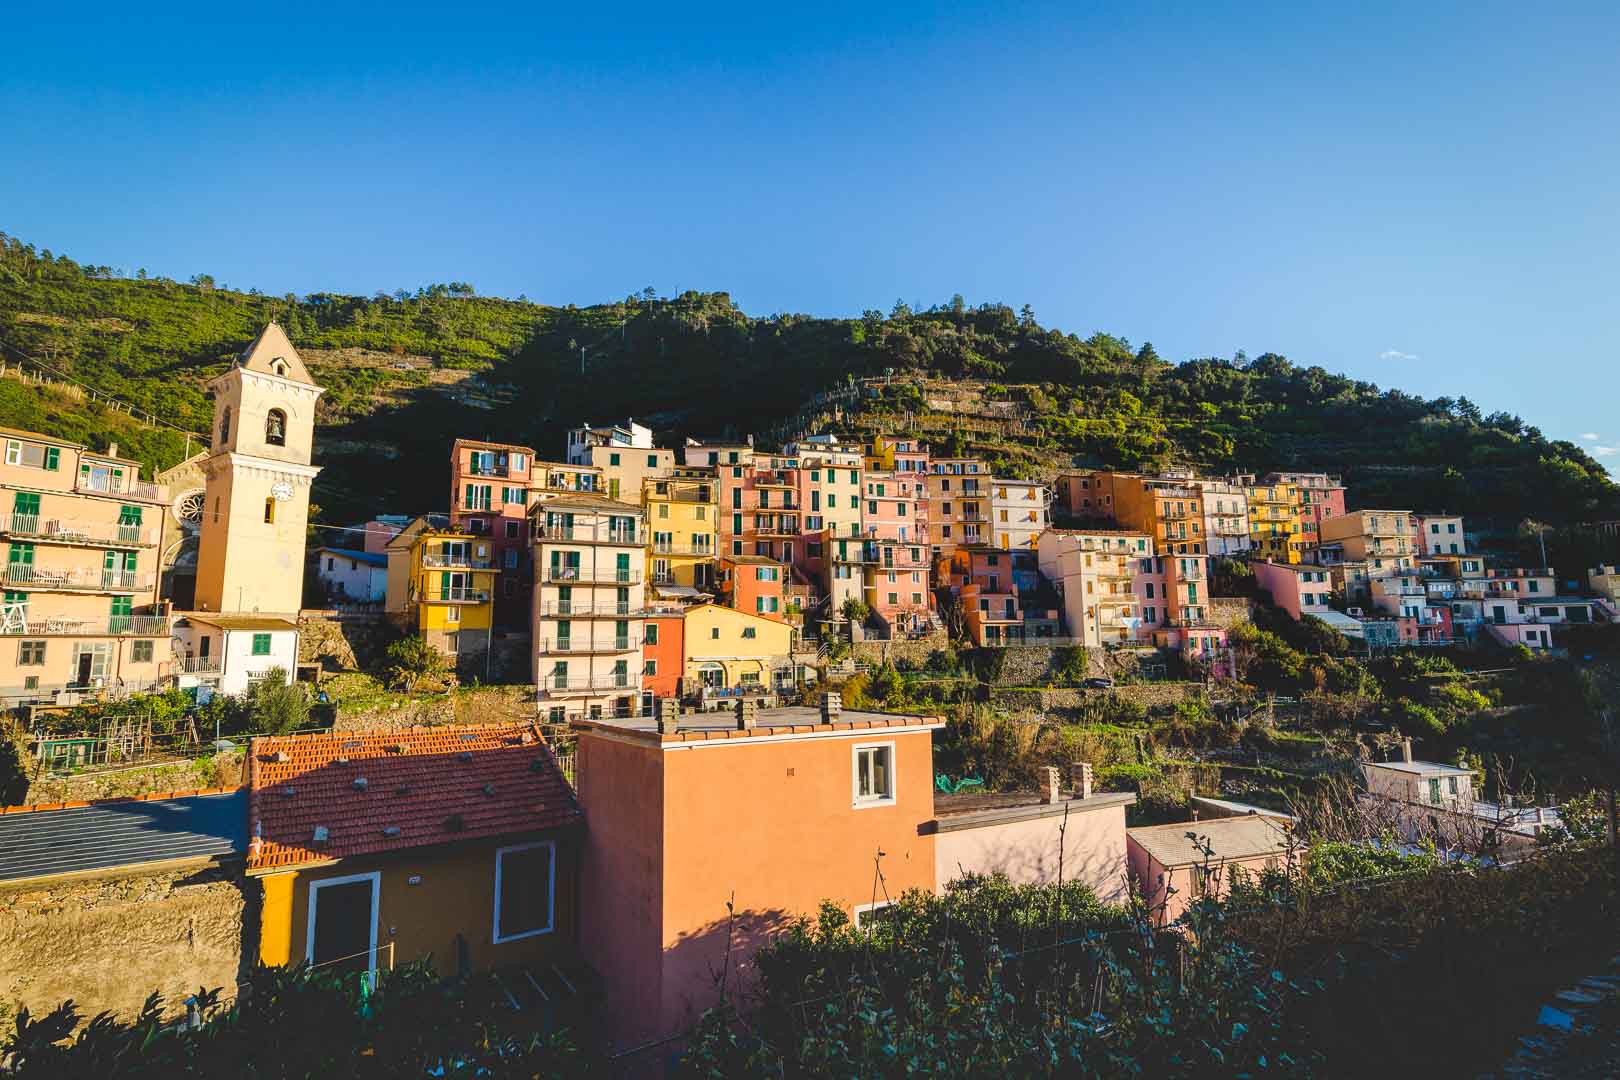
(299, 611), (393, 671)
(0, 863), (248, 1023)
(853, 630), (951, 669)
(25, 756), (245, 806)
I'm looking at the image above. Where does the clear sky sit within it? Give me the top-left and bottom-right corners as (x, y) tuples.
(3, 3), (1616, 467)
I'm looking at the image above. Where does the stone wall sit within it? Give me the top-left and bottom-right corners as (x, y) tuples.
(25, 755), (246, 806)
(986, 645), (1088, 687)
(0, 863), (248, 1022)
(1207, 597), (1253, 629)
(853, 630), (952, 669)
(332, 685), (536, 733)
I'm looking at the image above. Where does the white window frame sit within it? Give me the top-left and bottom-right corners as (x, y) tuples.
(492, 840), (557, 944)
(305, 870), (381, 974)
(854, 899), (896, 931)
(851, 740), (897, 809)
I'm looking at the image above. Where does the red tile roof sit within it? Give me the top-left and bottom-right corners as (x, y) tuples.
(245, 724), (579, 873)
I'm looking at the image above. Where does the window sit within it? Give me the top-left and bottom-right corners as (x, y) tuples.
(1447, 776), (1459, 796)
(464, 484), (492, 511)
(742, 627), (756, 639)
(503, 486), (527, 505)
(609, 452), (621, 466)
(264, 498), (276, 524)
(648, 454), (659, 468)
(1427, 778), (1441, 803)
(645, 623), (659, 645)
(219, 408), (231, 444)
(265, 409), (287, 446)
(853, 742), (895, 807)
(505, 521), (521, 539)
(644, 659), (657, 675)
(711, 627), (720, 639)
(132, 640), (154, 663)
(251, 633), (272, 656)
(504, 549), (518, 569)
(18, 640), (45, 665)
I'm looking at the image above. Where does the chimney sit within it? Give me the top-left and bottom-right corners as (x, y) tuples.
(1072, 762), (1094, 800)
(656, 696), (680, 735)
(1190, 808), (1200, 822)
(107, 441), (118, 458)
(735, 697), (758, 731)
(1400, 738), (1413, 763)
(820, 691), (843, 724)
(1043, 767), (1062, 804)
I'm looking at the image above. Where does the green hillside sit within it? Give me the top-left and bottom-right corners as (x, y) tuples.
(1, 233), (1614, 529)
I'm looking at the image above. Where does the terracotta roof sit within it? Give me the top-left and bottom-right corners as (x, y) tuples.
(1127, 816), (1293, 869)
(245, 724), (579, 873)
(574, 706), (943, 745)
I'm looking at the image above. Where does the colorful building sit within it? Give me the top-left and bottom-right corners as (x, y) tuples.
(1242, 477), (1301, 563)
(860, 468), (932, 635)
(449, 439), (536, 625)
(1318, 509), (1415, 577)
(640, 610), (685, 698)
(1036, 528), (1153, 647)
(531, 494), (649, 722)
(247, 725), (582, 982)
(717, 553), (788, 621)
(1052, 470), (1115, 520)
(644, 467), (718, 591)
(1266, 471), (1345, 553)
(988, 478), (1050, 551)
(1253, 561), (1336, 621)
(682, 601), (797, 705)
(1127, 815), (1292, 928)
(383, 515), (498, 669)
(1413, 514), (1466, 557)
(0, 427), (172, 702)
(1187, 477), (1251, 558)
(926, 457), (990, 556)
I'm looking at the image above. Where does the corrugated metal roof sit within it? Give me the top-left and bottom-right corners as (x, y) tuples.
(0, 790), (246, 883)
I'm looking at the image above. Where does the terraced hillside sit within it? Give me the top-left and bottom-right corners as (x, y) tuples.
(1, 234), (1614, 528)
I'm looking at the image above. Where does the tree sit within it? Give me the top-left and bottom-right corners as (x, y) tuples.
(889, 299), (912, 321)
(385, 635), (456, 692)
(840, 597), (872, 627)
(246, 669), (310, 735)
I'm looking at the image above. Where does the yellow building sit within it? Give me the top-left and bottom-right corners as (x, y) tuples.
(1245, 480), (1301, 563)
(384, 515), (498, 667)
(682, 602), (796, 705)
(644, 468), (717, 590)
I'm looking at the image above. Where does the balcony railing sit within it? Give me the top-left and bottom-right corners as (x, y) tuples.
(542, 568), (641, 585)
(421, 553), (496, 569)
(4, 565), (152, 592)
(173, 656), (222, 674)
(651, 542), (716, 556)
(753, 522), (802, 537)
(430, 587), (489, 603)
(540, 602), (654, 617)
(538, 637), (634, 654)
(539, 673), (636, 693)
(74, 474), (165, 502)
(467, 464), (511, 478)
(0, 515), (158, 547)
(534, 525), (646, 545)
(0, 614), (170, 636)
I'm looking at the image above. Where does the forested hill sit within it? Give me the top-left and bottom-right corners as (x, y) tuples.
(0, 233), (1614, 528)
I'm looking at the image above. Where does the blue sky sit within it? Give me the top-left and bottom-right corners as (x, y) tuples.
(3, 3), (1616, 468)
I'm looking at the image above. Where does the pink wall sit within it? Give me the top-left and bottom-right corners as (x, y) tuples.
(933, 802), (1130, 905)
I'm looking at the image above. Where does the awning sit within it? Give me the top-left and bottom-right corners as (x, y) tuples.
(1314, 610), (1366, 638)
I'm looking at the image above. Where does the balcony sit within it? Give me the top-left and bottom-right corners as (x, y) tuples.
(4, 565), (152, 593)
(539, 673), (636, 693)
(538, 636), (634, 655)
(0, 515), (158, 548)
(427, 587), (489, 603)
(754, 472), (796, 488)
(651, 541), (717, 557)
(542, 568), (641, 586)
(753, 521), (802, 538)
(466, 464), (511, 478)
(421, 553), (496, 570)
(172, 656), (222, 675)
(540, 601), (655, 618)
(74, 473), (165, 502)
(534, 524), (647, 546)
(0, 614), (170, 636)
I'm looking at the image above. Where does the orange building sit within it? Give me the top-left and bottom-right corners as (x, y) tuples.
(574, 699), (944, 1052)
(717, 553), (788, 620)
(640, 610), (685, 698)
(449, 439), (537, 626)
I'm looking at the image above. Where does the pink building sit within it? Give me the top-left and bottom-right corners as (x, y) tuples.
(1127, 814), (1293, 927)
(1253, 561), (1334, 621)
(1413, 514), (1466, 557)
(1267, 471), (1345, 550)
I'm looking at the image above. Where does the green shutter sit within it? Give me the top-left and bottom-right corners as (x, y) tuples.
(8, 543), (33, 566)
(252, 633), (272, 655)
(43, 447), (59, 471)
(110, 596), (132, 617)
(118, 505), (141, 525)
(13, 493), (40, 517)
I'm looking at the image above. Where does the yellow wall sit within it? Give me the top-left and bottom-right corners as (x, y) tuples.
(645, 485), (717, 588)
(409, 531), (496, 635)
(255, 832), (578, 977)
(682, 603), (793, 687)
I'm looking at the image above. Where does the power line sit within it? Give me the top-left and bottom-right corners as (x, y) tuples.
(0, 334), (210, 440)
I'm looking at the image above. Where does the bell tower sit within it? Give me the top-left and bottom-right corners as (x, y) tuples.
(193, 322), (323, 615)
